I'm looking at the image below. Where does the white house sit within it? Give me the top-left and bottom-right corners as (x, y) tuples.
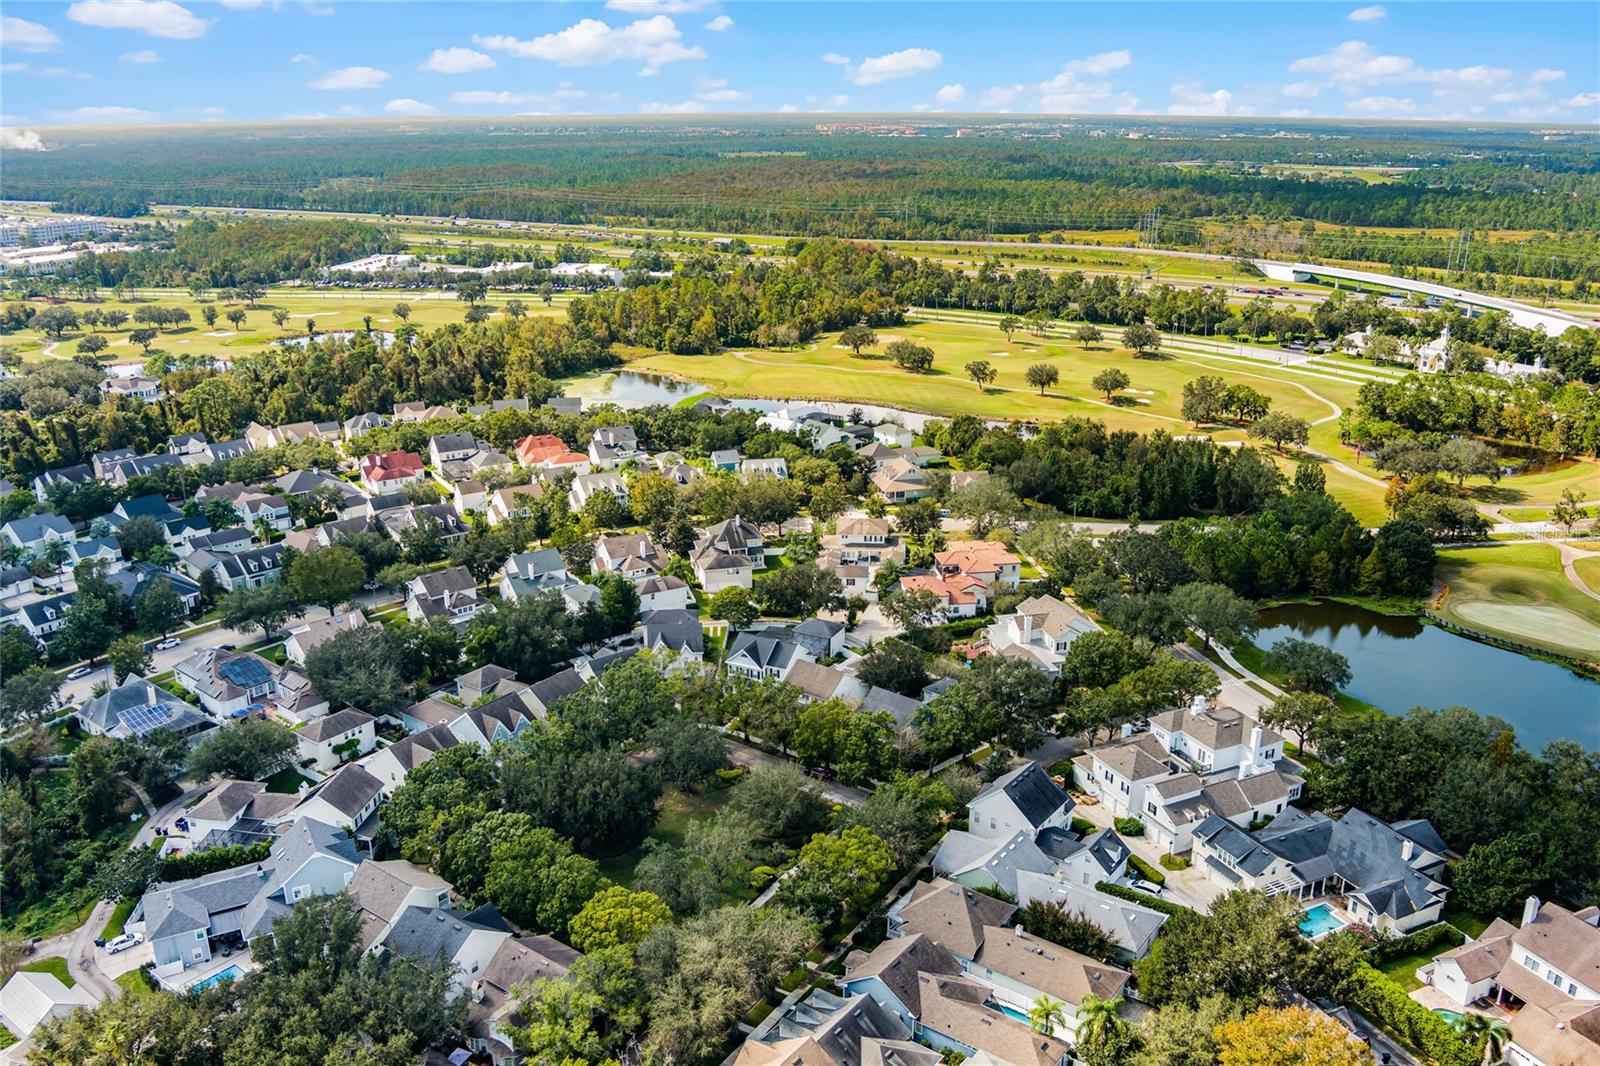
(567, 472), (628, 514)
(428, 432), (479, 470)
(691, 515), (763, 592)
(0, 970), (92, 1044)
(283, 610), (372, 666)
(1, 513), (72, 556)
(637, 574), (692, 612)
(406, 567), (486, 628)
(984, 594), (1099, 675)
(295, 708), (377, 772)
(287, 763), (384, 834)
(172, 649), (280, 718)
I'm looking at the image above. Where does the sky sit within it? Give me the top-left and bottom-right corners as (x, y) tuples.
(1, 0), (1597, 132)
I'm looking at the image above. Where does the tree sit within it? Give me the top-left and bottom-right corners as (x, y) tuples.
(0, 627), (42, 681)
(128, 327), (158, 351)
(76, 334), (107, 356)
(504, 298), (527, 320)
(107, 634), (152, 683)
(1454, 1011), (1511, 1065)
(1253, 691), (1333, 753)
(57, 588), (118, 665)
(1264, 638), (1351, 695)
(1552, 488), (1590, 536)
(90, 843), (163, 902)
(226, 308), (246, 329)
(1026, 363), (1060, 395)
(392, 302), (411, 322)
(270, 308), (290, 329)
(34, 305), (80, 337)
(1074, 323), (1103, 346)
(948, 475), (1021, 538)
(286, 545), (366, 610)
(1133, 995), (1240, 1066)
(448, 524), (512, 586)
(965, 359), (997, 391)
(839, 321), (877, 356)
(218, 580), (299, 635)
(999, 314), (1022, 341)
(135, 576), (186, 636)
(1029, 994), (1067, 1036)
(188, 717), (296, 781)
(756, 561), (842, 617)
(0, 667), (59, 728)
(482, 820), (603, 936)
(881, 586), (946, 631)
(1213, 1006), (1371, 1066)
(456, 277), (489, 306)
(855, 638), (929, 697)
(69, 737), (122, 834)
(1247, 411), (1310, 452)
(645, 717), (730, 789)
(708, 585), (759, 628)
(888, 339), (935, 373)
(502, 743), (662, 855)
(569, 885), (673, 953)
(1452, 834), (1543, 916)
(1169, 582), (1257, 650)
(777, 826), (894, 922)
(1135, 890), (1305, 1008)
(1092, 367), (1130, 403)
(1123, 322), (1160, 356)
(1076, 993), (1130, 1054)
(1181, 374), (1229, 424)
(1016, 899), (1119, 960)
(725, 763), (832, 843)
(305, 624), (412, 716)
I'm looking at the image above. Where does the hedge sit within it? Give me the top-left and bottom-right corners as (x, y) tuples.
(159, 842), (272, 883)
(1095, 881), (1192, 918)
(1348, 963), (1481, 1066)
(1368, 922), (1466, 967)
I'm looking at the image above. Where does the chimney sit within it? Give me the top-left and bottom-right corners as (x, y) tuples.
(1119, 723), (1135, 740)
(1238, 760), (1251, 782)
(1190, 694), (1207, 716)
(1401, 839), (1415, 862)
(1523, 896), (1541, 928)
(1249, 725), (1263, 757)
(1014, 925), (1025, 939)
(1021, 612), (1033, 643)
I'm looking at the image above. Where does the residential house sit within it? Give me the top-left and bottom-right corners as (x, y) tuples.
(785, 660), (867, 706)
(392, 401), (459, 424)
(871, 458), (932, 503)
(969, 762), (1074, 842)
(793, 618), (847, 660)
(691, 515), (764, 592)
(0, 564), (33, 601)
(77, 675), (215, 743)
(9, 593), (72, 644)
(637, 574), (692, 612)
(428, 432), (479, 469)
(438, 448), (511, 485)
(105, 562), (202, 614)
(514, 434), (571, 467)
(567, 471), (628, 513)
(100, 376), (161, 402)
(274, 469), (366, 507)
(456, 664), (526, 705)
(485, 483), (545, 526)
(905, 445), (943, 467)
(373, 903), (514, 995)
(288, 763), (384, 836)
(1, 513), (72, 556)
(295, 708), (377, 772)
(110, 493), (182, 527)
(886, 878), (1016, 965)
(725, 627), (812, 682)
(207, 544), (286, 590)
(452, 480), (487, 515)
(30, 463), (93, 502)
(465, 398), (529, 417)
(587, 426), (643, 469)
(1190, 807), (1449, 933)
(640, 609), (705, 663)
(896, 572), (990, 620)
(283, 610), (372, 665)
(964, 925), (1131, 1043)
(64, 536), (123, 572)
(984, 594), (1099, 675)
(740, 457), (789, 480)
(0, 970), (93, 1046)
(406, 567), (486, 628)
(173, 649), (280, 718)
(91, 447), (139, 479)
(874, 423), (916, 448)
(522, 667), (585, 719)
(379, 503), (468, 545)
(1014, 874), (1169, 960)
(361, 725), (459, 797)
(467, 935), (583, 1065)
(178, 526), (253, 558)
(343, 412), (390, 440)
(542, 396), (582, 416)
(181, 779), (299, 846)
(734, 987), (920, 1066)
(709, 449), (742, 472)
(360, 451), (425, 491)
(498, 548), (571, 601)
(104, 452), (183, 487)
(1421, 897), (1600, 1066)
(347, 860), (453, 946)
(594, 532), (664, 581)
(935, 542), (1021, 591)
(266, 664), (328, 725)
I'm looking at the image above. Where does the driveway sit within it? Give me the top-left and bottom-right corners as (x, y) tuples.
(1071, 794), (1225, 913)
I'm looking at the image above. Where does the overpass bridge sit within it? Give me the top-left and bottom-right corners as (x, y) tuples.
(1254, 260), (1592, 336)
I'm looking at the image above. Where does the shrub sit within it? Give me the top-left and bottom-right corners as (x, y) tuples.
(1159, 854), (1192, 871)
(1114, 816), (1146, 837)
(1095, 880), (1191, 918)
(1347, 963), (1481, 1066)
(159, 842), (272, 883)
(1128, 855), (1166, 885)
(1367, 922), (1466, 967)
(1070, 816), (1096, 835)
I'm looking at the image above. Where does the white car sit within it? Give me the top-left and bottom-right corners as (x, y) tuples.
(155, 638), (181, 651)
(105, 931), (144, 955)
(66, 667), (92, 681)
(1128, 878), (1164, 896)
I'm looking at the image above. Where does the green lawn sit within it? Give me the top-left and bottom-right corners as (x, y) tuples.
(1376, 948), (1437, 992)
(1435, 543), (1600, 660)
(1446, 910), (1493, 940)
(99, 897), (137, 941)
(596, 783), (754, 904)
(1573, 555), (1600, 596)
(262, 767), (315, 794)
(18, 956), (74, 988)
(116, 968), (160, 997)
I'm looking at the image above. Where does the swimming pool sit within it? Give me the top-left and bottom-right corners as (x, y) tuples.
(1299, 903), (1347, 938)
(993, 1003), (1031, 1025)
(191, 965), (244, 990)
(1434, 1009), (1466, 1025)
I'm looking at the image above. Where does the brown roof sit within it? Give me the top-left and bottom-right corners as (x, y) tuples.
(1434, 919), (1517, 983)
(1514, 901), (1600, 990)
(786, 659), (850, 702)
(972, 926), (1130, 1007)
(1090, 733), (1172, 782)
(916, 973), (1071, 1066)
(847, 933), (962, 1017)
(894, 878), (1015, 961)
(1149, 703), (1283, 751)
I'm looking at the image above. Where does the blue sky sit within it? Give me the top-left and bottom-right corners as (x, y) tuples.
(2, 1), (1596, 130)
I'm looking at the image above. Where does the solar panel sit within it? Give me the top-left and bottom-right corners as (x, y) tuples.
(217, 657), (271, 689)
(118, 702), (172, 735)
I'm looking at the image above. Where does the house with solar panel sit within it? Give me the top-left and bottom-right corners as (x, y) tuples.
(77, 675), (216, 744)
(173, 648), (281, 719)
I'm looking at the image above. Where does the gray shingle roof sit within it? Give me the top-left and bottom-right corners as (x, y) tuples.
(979, 761), (1070, 832)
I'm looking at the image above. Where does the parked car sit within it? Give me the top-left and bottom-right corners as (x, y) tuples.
(105, 931), (144, 955)
(217, 643), (236, 652)
(1128, 878), (1164, 896)
(155, 637), (181, 651)
(66, 667), (92, 680)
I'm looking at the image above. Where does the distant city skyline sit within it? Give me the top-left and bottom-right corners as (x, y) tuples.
(1, 1), (1596, 134)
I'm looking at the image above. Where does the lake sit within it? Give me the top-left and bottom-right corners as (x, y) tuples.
(1255, 602), (1600, 751)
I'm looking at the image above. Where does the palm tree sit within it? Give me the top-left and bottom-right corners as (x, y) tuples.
(1075, 993), (1125, 1048)
(1456, 1013), (1510, 1065)
(1028, 994), (1066, 1036)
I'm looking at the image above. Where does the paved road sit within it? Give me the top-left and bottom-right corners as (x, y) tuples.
(725, 738), (870, 807)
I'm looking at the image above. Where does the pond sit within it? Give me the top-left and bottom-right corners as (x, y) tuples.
(559, 369), (709, 408)
(1255, 601), (1600, 751)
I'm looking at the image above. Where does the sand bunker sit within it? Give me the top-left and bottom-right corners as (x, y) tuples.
(1451, 601), (1600, 654)
(203, 330), (236, 337)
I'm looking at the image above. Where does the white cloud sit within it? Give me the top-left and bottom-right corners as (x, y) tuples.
(2, 16), (61, 52)
(698, 87), (748, 102)
(1289, 40), (1510, 92)
(309, 65), (390, 90)
(981, 84), (1023, 107)
(384, 98), (437, 115)
(1279, 108), (1313, 118)
(474, 16), (704, 75)
(1345, 95), (1416, 114)
(1168, 81), (1251, 116)
(1059, 49), (1131, 76)
(778, 103), (799, 113)
(451, 87), (587, 107)
(1489, 87), (1546, 104)
(935, 83), (966, 103)
(67, 0), (211, 39)
(827, 94), (848, 107)
(1529, 68), (1565, 83)
(1563, 91), (1600, 108)
(421, 46), (494, 74)
(1, 128), (46, 150)
(847, 47), (941, 85)
(606, 0), (711, 11)
(177, 105), (224, 115)
(281, 111), (329, 120)
(822, 52), (850, 66)
(1347, 5), (1387, 21)
(0, 62), (24, 72)
(48, 104), (159, 123)
(639, 99), (708, 113)
(303, 3), (335, 15)
(1282, 80), (1319, 99)
(7, 63), (91, 79)
(120, 49), (160, 63)
(704, 14), (733, 32)
(291, 52), (315, 64)
(220, 0), (263, 8)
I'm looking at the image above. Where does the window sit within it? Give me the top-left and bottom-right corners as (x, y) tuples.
(195, 931), (205, 941)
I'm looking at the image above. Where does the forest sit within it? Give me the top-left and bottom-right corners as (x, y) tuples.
(5, 118), (1597, 279)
